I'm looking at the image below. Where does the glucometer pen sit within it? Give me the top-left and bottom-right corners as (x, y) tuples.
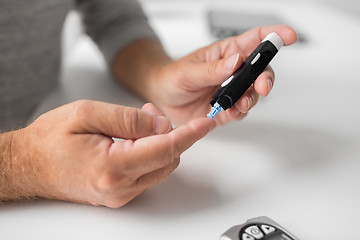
(207, 32), (284, 119)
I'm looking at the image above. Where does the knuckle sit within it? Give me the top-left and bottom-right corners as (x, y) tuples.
(122, 108), (142, 136)
(100, 189), (143, 208)
(207, 62), (218, 82)
(165, 135), (180, 159)
(94, 172), (118, 193)
(173, 157), (180, 169)
(229, 106), (247, 121)
(165, 158), (180, 176)
(252, 93), (259, 106)
(173, 63), (186, 80)
(73, 99), (91, 111)
(172, 144), (182, 162)
(93, 170), (128, 194)
(92, 162), (136, 195)
(101, 191), (141, 209)
(70, 100), (92, 122)
(103, 198), (128, 209)
(104, 201), (124, 209)
(156, 158), (181, 185)
(91, 165), (141, 208)
(237, 112), (248, 121)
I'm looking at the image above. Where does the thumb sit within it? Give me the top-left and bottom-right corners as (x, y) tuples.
(193, 53), (241, 87)
(141, 102), (165, 116)
(141, 103), (173, 134)
(68, 100), (171, 140)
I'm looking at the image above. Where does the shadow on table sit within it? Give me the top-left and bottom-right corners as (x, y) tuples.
(210, 121), (355, 170)
(2, 117), (357, 219)
(119, 121), (358, 217)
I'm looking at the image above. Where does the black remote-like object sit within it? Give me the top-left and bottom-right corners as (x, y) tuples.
(207, 32), (284, 119)
(220, 216), (299, 240)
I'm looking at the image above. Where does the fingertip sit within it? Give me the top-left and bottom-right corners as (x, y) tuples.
(180, 117), (217, 140)
(203, 117), (217, 132)
(254, 76), (273, 97)
(275, 25), (298, 46)
(253, 65), (275, 96)
(266, 78), (274, 95)
(154, 116), (172, 134)
(140, 103), (172, 135)
(166, 117), (216, 157)
(188, 117), (217, 134)
(141, 103), (153, 111)
(256, 25), (298, 47)
(236, 96), (252, 113)
(141, 103), (164, 116)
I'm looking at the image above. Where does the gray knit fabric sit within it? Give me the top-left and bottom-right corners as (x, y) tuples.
(0, 0), (157, 132)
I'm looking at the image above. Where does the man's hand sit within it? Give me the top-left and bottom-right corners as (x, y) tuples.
(113, 25), (297, 125)
(1, 100), (215, 208)
(150, 25), (297, 124)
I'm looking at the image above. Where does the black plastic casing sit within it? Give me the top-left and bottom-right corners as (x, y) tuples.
(220, 216), (300, 240)
(210, 40), (279, 110)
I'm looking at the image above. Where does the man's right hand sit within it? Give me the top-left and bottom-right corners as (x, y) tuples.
(1, 100), (215, 208)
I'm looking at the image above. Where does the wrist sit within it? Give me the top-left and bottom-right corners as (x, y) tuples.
(0, 131), (14, 201)
(0, 129), (38, 201)
(112, 38), (173, 102)
(145, 59), (172, 104)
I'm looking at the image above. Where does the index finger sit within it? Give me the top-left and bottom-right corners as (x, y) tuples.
(236, 24), (298, 54)
(167, 117), (216, 157)
(109, 118), (216, 175)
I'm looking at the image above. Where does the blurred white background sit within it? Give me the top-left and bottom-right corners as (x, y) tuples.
(141, 0), (360, 18)
(3, 1), (360, 240)
(299, 0), (360, 17)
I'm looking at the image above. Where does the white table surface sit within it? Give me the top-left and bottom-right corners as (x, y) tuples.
(1, 1), (360, 239)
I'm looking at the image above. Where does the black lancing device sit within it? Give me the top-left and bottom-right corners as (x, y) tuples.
(208, 32), (284, 115)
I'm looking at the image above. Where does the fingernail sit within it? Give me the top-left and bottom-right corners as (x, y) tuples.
(154, 116), (172, 134)
(247, 96), (253, 111)
(267, 78), (273, 92)
(224, 53), (240, 72)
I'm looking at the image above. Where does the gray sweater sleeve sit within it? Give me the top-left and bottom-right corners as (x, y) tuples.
(75, 0), (158, 65)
